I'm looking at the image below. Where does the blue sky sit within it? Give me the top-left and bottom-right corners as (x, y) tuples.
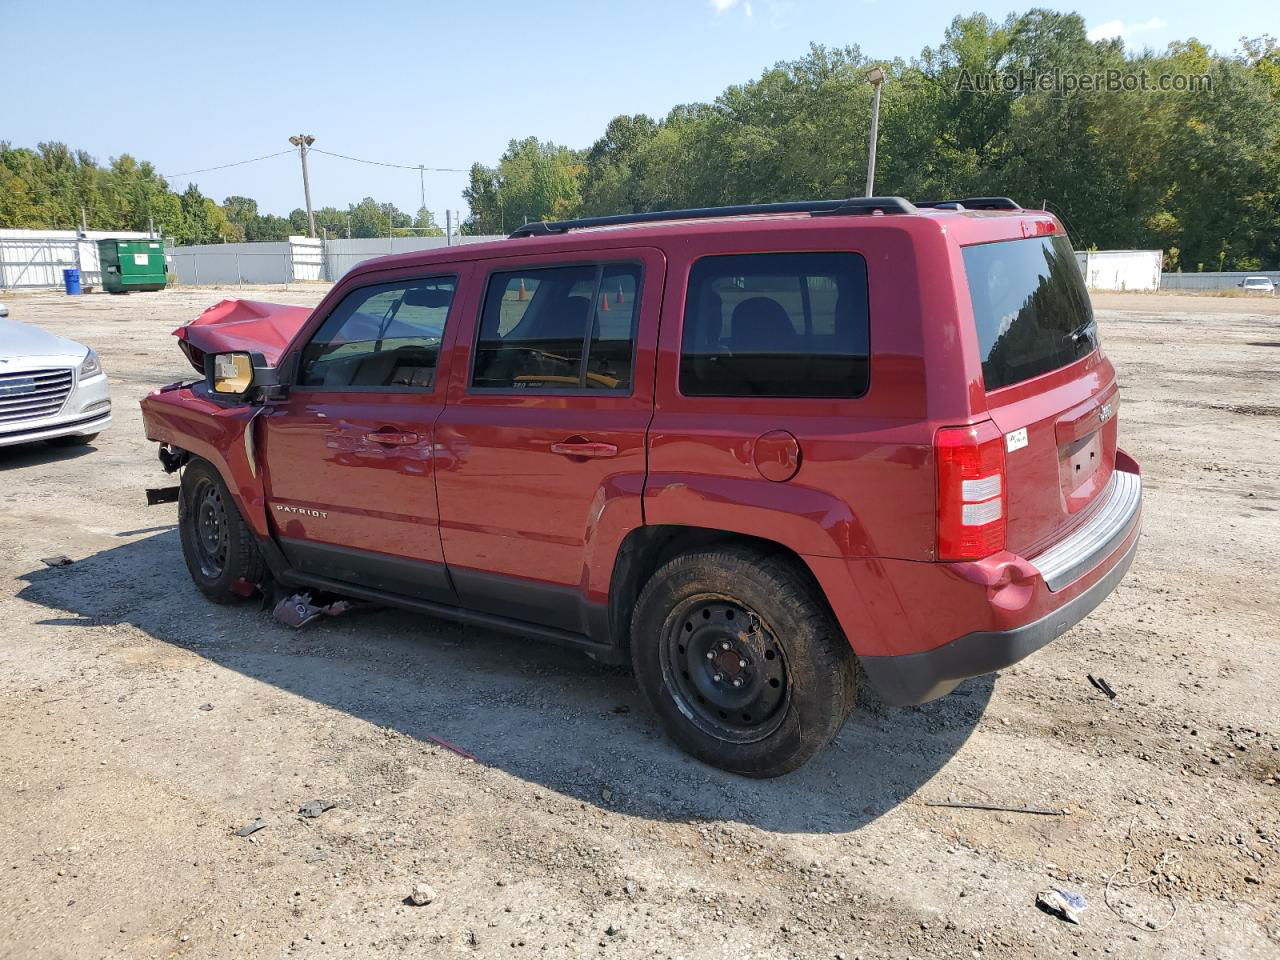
(4, 0), (1269, 225)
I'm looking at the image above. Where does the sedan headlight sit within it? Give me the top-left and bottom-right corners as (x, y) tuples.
(78, 349), (103, 379)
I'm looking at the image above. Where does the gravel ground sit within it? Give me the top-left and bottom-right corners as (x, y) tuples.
(1, 286), (1277, 960)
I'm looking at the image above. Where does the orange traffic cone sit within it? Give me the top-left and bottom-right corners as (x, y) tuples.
(600, 293), (610, 311)
(517, 278), (527, 301)
(616, 285), (625, 305)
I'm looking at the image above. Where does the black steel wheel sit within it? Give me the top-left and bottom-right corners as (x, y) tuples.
(179, 459), (267, 603)
(631, 545), (856, 777)
(190, 474), (229, 579)
(660, 597), (791, 743)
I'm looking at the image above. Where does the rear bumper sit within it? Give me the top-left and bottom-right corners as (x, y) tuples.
(814, 456), (1142, 706)
(858, 523), (1138, 704)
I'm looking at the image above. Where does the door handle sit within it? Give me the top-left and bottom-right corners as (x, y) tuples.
(550, 439), (618, 458)
(365, 430), (420, 446)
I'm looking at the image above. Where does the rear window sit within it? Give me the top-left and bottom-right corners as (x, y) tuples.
(680, 252), (869, 397)
(962, 235), (1097, 392)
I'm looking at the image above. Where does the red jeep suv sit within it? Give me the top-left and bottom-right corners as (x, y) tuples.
(141, 196), (1142, 776)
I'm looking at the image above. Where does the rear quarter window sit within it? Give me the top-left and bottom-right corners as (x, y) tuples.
(962, 235), (1097, 392)
(679, 252), (869, 397)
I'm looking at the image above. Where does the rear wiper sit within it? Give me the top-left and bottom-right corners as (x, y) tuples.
(1069, 317), (1097, 344)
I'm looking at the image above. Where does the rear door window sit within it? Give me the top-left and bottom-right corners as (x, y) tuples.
(472, 263), (641, 392)
(962, 235), (1096, 391)
(679, 252), (869, 397)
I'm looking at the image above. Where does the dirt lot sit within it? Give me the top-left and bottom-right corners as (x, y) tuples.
(1, 287), (1277, 960)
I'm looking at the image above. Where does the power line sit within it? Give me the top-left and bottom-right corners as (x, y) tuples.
(163, 149), (294, 179)
(310, 148), (469, 173)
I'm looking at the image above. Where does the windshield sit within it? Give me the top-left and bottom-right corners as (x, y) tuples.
(962, 234), (1097, 392)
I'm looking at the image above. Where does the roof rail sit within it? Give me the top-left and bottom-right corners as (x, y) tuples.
(508, 196), (917, 238)
(915, 200), (966, 210)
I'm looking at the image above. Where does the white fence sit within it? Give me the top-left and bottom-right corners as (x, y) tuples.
(1075, 250), (1162, 292)
(1161, 270), (1280, 292)
(166, 234), (504, 287)
(0, 229), (155, 290)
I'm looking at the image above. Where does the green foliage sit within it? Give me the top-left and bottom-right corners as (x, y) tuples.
(0, 143), (430, 246)
(464, 16), (1280, 269)
(463, 137), (583, 232)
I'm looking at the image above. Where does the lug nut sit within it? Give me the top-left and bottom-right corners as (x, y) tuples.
(705, 651), (715, 660)
(732, 678), (744, 688)
(721, 641), (731, 650)
(713, 673), (723, 683)
(738, 659), (747, 668)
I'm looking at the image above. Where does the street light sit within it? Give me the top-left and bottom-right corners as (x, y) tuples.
(864, 67), (886, 197)
(289, 135), (317, 238)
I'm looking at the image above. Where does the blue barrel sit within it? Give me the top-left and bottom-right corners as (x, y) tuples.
(63, 268), (82, 295)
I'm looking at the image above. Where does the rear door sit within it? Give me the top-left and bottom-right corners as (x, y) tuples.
(434, 247), (664, 633)
(258, 272), (462, 603)
(961, 233), (1118, 556)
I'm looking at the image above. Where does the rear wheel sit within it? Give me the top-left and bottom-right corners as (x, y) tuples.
(179, 459), (265, 603)
(630, 546), (856, 777)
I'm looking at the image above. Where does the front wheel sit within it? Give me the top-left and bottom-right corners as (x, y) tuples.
(179, 459), (266, 603)
(630, 546), (856, 777)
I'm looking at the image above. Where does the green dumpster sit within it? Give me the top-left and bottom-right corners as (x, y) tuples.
(98, 238), (167, 293)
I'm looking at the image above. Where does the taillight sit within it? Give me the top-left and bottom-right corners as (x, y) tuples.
(936, 421), (1006, 561)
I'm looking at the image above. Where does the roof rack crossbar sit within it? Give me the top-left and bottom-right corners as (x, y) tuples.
(509, 196), (917, 238)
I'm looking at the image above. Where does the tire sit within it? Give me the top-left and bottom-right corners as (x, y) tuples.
(178, 459), (266, 603)
(46, 432), (98, 447)
(630, 546), (856, 777)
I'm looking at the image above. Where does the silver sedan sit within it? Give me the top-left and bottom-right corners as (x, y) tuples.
(0, 303), (111, 448)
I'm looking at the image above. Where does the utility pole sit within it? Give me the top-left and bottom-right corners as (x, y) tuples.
(864, 67), (886, 197)
(446, 209), (452, 246)
(418, 165), (426, 218)
(289, 135), (317, 237)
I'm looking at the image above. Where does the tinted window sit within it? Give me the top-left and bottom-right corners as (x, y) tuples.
(680, 253), (869, 397)
(473, 263), (640, 391)
(299, 277), (455, 388)
(962, 235), (1096, 392)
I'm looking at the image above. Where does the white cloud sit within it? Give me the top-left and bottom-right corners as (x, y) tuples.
(1087, 17), (1167, 43)
(711, 0), (753, 16)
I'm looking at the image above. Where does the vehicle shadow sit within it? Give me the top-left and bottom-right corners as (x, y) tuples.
(0, 440), (98, 470)
(16, 530), (992, 835)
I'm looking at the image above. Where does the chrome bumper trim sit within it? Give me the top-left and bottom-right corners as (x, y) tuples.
(1032, 469), (1142, 592)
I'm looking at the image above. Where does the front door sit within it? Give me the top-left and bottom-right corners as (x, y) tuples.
(259, 271), (462, 603)
(434, 248), (665, 634)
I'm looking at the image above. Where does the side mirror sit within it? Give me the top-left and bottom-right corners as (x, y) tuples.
(209, 351), (280, 400)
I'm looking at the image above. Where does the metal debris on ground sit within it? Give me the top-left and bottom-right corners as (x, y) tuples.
(40, 555), (73, 568)
(272, 592), (355, 629)
(925, 800), (1065, 816)
(234, 818), (268, 838)
(1088, 674), (1118, 699)
(1037, 887), (1089, 925)
(198, 703), (214, 712)
(298, 800), (336, 819)
(144, 486), (180, 505)
(425, 735), (476, 761)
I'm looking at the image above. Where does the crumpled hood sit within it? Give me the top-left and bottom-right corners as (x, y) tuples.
(1, 318), (89, 360)
(175, 299), (313, 373)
